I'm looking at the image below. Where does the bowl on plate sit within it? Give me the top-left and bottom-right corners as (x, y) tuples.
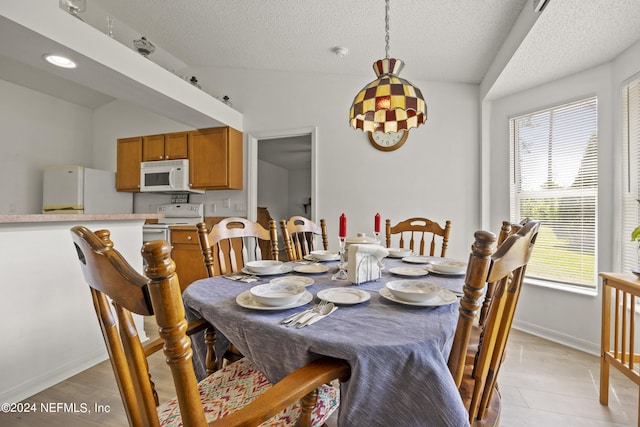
(249, 282), (306, 306)
(310, 250), (339, 261)
(430, 260), (467, 274)
(245, 260), (284, 274)
(388, 247), (413, 258)
(386, 280), (441, 303)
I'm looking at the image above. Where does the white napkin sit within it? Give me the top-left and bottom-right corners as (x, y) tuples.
(347, 244), (389, 284)
(305, 306), (339, 326)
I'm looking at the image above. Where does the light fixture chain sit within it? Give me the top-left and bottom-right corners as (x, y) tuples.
(385, 0), (390, 58)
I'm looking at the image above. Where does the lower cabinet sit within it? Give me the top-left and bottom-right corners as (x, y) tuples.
(170, 228), (207, 292)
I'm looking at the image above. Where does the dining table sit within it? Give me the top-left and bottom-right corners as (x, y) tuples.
(182, 255), (471, 427)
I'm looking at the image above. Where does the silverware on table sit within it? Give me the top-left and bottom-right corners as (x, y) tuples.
(282, 300), (328, 327)
(296, 302), (335, 328)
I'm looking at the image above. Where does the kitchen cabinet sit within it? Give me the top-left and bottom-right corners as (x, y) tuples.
(188, 127), (243, 190)
(170, 227), (207, 291)
(116, 136), (143, 191)
(142, 132), (188, 161)
(116, 127), (242, 192)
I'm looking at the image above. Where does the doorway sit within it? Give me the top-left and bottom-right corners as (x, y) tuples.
(247, 127), (317, 226)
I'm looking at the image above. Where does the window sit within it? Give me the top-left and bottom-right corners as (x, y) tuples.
(622, 77), (640, 272)
(510, 97), (598, 289)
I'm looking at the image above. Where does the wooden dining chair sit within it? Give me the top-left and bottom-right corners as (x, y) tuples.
(280, 216), (328, 261)
(71, 225), (350, 427)
(478, 218), (530, 326)
(70, 226), (215, 404)
(448, 219), (540, 426)
(385, 217), (451, 257)
(464, 218), (532, 366)
(197, 217), (279, 276)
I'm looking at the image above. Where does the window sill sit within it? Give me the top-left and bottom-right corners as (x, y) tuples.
(524, 277), (598, 297)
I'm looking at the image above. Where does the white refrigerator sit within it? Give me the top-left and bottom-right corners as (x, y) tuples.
(42, 166), (133, 214)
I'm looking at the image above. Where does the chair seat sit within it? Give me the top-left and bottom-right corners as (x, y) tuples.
(158, 357), (339, 427)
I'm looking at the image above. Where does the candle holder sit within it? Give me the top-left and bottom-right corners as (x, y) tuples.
(374, 231), (380, 243)
(332, 237), (348, 280)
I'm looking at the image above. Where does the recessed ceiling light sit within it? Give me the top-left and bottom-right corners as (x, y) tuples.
(42, 54), (77, 69)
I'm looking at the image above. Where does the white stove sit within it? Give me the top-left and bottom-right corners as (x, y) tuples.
(143, 203), (204, 244)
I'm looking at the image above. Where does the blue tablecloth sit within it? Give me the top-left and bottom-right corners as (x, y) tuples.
(182, 257), (470, 427)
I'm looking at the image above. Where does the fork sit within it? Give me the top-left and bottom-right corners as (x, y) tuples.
(283, 300), (328, 327)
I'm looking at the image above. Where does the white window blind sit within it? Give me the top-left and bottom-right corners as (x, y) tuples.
(510, 97), (598, 288)
(622, 77), (640, 273)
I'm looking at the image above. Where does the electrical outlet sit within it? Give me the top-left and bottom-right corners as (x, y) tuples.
(234, 203), (245, 212)
(210, 203), (217, 213)
(223, 198), (230, 208)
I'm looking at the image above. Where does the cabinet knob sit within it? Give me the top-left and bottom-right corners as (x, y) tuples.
(187, 236), (192, 240)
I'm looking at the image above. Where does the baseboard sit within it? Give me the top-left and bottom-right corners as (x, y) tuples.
(512, 319), (600, 356)
(0, 349), (108, 404)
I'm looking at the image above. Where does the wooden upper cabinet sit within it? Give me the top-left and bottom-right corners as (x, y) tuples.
(165, 132), (189, 159)
(142, 132), (188, 161)
(188, 127), (243, 190)
(116, 137), (142, 192)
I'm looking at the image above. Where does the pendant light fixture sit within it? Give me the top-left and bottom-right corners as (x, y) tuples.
(349, 0), (427, 134)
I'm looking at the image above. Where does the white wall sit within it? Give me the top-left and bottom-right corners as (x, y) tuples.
(257, 159), (288, 226)
(0, 80), (93, 214)
(486, 38), (640, 353)
(187, 66), (481, 257)
(0, 219), (146, 404)
(288, 168), (311, 218)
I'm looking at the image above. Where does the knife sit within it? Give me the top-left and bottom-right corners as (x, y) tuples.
(280, 307), (314, 325)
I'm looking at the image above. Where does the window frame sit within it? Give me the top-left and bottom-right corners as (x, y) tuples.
(509, 96), (599, 290)
(621, 75), (640, 274)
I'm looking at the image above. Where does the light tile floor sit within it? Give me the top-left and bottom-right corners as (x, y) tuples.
(1, 329), (637, 426)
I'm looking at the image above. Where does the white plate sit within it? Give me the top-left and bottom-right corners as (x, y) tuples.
(387, 249), (414, 258)
(303, 254), (340, 262)
(429, 259), (467, 274)
(317, 288), (371, 305)
(236, 290), (313, 310)
(424, 265), (466, 276)
(402, 256), (433, 264)
(389, 267), (430, 277)
(241, 265), (293, 276)
(270, 276), (315, 287)
(293, 264), (330, 274)
(379, 287), (457, 307)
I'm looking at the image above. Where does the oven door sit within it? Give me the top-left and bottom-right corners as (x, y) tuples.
(142, 225), (171, 245)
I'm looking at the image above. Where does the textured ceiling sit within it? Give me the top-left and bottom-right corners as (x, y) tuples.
(83, 0), (640, 99)
(89, 0), (528, 84)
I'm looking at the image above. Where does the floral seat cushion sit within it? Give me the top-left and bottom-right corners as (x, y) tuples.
(157, 357), (339, 427)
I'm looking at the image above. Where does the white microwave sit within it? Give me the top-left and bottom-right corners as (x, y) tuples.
(140, 159), (203, 193)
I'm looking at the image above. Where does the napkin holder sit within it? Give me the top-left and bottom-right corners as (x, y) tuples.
(347, 244), (388, 285)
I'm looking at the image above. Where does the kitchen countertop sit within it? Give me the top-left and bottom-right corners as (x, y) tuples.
(0, 213), (163, 224)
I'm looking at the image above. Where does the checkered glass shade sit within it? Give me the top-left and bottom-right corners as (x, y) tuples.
(349, 58), (427, 133)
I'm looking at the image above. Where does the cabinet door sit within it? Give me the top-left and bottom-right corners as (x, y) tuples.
(189, 127), (243, 190)
(170, 229), (207, 291)
(116, 137), (142, 192)
(165, 132), (189, 160)
(142, 134), (166, 161)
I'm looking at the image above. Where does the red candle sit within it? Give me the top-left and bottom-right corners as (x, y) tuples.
(339, 213), (347, 238)
(375, 213), (381, 233)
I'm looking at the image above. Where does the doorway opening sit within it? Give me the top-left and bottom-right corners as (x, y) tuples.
(247, 127), (317, 231)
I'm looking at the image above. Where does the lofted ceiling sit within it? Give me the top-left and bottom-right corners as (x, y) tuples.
(88, 0), (640, 98)
(3, 1), (640, 108)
